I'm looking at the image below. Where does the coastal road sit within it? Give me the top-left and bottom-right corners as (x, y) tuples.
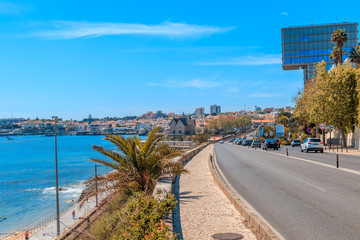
(215, 143), (360, 240)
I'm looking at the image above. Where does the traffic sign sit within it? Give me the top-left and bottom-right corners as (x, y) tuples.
(319, 123), (326, 130)
(325, 126), (334, 130)
(306, 128), (312, 133)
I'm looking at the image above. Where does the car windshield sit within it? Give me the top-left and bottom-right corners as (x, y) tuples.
(309, 139), (321, 142)
(267, 139), (275, 141)
(254, 141), (260, 144)
(294, 140), (300, 142)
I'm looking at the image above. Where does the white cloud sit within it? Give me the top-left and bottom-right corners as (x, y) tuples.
(33, 21), (235, 39)
(248, 92), (284, 98)
(281, 12), (288, 16)
(0, 1), (30, 15)
(196, 54), (282, 66)
(148, 78), (222, 89)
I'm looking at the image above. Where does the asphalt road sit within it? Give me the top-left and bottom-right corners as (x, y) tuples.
(275, 145), (360, 172)
(215, 143), (360, 240)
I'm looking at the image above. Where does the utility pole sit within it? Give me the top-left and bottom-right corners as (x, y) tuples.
(52, 116), (62, 236)
(95, 165), (98, 207)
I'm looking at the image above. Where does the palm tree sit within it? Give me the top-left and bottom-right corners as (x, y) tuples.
(349, 45), (360, 69)
(331, 29), (348, 64)
(91, 127), (187, 195)
(330, 46), (345, 65)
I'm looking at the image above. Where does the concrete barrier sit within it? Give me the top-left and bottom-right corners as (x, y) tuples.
(209, 145), (283, 240)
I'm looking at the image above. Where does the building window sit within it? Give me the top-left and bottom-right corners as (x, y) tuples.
(178, 130), (182, 134)
(300, 35), (309, 42)
(173, 130), (176, 134)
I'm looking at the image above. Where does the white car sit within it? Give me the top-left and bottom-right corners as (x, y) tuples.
(219, 140), (224, 144)
(301, 138), (324, 153)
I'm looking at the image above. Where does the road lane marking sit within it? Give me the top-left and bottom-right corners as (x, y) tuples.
(247, 147), (360, 177)
(296, 178), (326, 192)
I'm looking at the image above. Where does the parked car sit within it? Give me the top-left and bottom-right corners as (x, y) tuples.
(291, 139), (301, 147)
(229, 138), (234, 143)
(251, 140), (261, 148)
(275, 139), (281, 148)
(219, 140), (224, 144)
(236, 140), (243, 145)
(301, 138), (323, 153)
(243, 140), (253, 146)
(263, 139), (279, 150)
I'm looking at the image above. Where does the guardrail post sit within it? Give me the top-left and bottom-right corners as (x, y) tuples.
(336, 154), (339, 168)
(286, 148), (289, 156)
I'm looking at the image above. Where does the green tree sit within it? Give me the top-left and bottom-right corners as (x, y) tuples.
(294, 61), (360, 146)
(331, 29), (348, 64)
(276, 115), (289, 127)
(330, 46), (345, 65)
(233, 115), (251, 131)
(349, 45), (360, 69)
(91, 127), (187, 195)
(207, 119), (219, 133)
(192, 132), (210, 144)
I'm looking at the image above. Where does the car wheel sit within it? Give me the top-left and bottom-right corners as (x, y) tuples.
(321, 150), (324, 153)
(306, 148), (309, 153)
(301, 148), (303, 152)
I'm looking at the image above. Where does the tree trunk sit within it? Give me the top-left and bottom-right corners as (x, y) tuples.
(339, 127), (347, 147)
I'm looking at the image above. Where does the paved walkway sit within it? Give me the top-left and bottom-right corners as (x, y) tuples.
(30, 191), (109, 240)
(324, 147), (360, 156)
(5, 191), (109, 240)
(178, 144), (256, 240)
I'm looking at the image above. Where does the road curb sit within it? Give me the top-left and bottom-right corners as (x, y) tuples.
(209, 144), (283, 240)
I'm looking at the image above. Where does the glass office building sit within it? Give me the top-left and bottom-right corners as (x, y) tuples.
(281, 22), (359, 83)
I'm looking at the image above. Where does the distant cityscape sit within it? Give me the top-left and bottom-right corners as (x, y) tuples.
(0, 105), (293, 137)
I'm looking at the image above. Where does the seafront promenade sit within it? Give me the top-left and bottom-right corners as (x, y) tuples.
(178, 145), (256, 240)
(4, 191), (109, 240)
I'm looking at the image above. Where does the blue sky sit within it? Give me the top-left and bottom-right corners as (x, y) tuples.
(0, 0), (358, 120)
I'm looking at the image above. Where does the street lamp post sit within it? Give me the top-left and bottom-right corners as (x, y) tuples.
(95, 165), (100, 207)
(52, 116), (62, 236)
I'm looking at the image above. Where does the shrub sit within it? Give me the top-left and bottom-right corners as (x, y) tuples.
(92, 192), (178, 240)
(280, 140), (291, 145)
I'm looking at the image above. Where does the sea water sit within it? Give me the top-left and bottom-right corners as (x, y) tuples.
(0, 135), (144, 235)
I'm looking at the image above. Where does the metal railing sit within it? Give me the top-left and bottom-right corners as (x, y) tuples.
(0, 202), (80, 240)
(324, 138), (360, 153)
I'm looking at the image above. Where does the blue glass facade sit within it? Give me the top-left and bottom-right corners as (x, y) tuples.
(281, 23), (359, 82)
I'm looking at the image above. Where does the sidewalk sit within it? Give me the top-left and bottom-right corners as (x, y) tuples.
(5, 191), (109, 240)
(324, 147), (360, 156)
(178, 144), (256, 240)
(31, 191), (109, 240)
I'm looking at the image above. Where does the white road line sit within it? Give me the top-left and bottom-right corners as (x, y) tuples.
(296, 178), (326, 192)
(251, 147), (360, 177)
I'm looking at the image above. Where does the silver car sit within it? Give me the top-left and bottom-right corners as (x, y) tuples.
(301, 138), (324, 153)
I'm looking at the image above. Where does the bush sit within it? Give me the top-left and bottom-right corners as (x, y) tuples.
(92, 192), (178, 240)
(280, 140), (291, 145)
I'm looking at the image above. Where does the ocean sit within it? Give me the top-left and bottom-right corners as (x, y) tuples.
(0, 135), (145, 236)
